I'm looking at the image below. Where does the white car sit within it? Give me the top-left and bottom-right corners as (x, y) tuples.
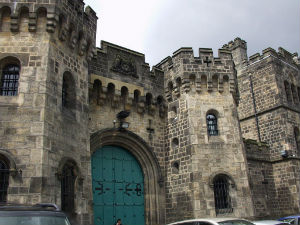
(253, 220), (289, 225)
(168, 218), (256, 225)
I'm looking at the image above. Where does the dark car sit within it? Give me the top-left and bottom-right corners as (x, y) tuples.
(278, 215), (300, 225)
(0, 203), (71, 225)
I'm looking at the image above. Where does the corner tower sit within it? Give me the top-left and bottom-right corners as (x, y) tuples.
(0, 0), (97, 224)
(157, 47), (254, 222)
(225, 37), (300, 217)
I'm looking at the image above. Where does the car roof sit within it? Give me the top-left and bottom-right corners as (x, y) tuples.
(279, 215), (300, 220)
(253, 220), (288, 225)
(168, 218), (249, 225)
(0, 210), (67, 217)
(0, 203), (66, 217)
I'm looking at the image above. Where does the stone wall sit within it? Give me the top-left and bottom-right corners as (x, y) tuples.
(0, 1), (97, 224)
(226, 38), (300, 218)
(88, 41), (167, 225)
(245, 139), (300, 218)
(157, 47), (254, 222)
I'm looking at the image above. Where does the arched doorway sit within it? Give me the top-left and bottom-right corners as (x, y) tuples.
(92, 146), (144, 225)
(90, 129), (165, 225)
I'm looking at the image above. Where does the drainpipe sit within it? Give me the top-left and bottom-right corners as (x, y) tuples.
(249, 75), (261, 142)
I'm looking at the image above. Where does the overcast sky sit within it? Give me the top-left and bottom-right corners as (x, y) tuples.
(84, 0), (300, 67)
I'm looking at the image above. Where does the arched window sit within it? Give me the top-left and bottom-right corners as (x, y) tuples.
(121, 86), (128, 108)
(207, 113), (218, 136)
(212, 74), (218, 92)
(1, 63), (20, 96)
(92, 79), (102, 104)
(62, 72), (75, 109)
(1, 6), (11, 32)
(0, 156), (9, 202)
(213, 175), (232, 215)
(61, 163), (76, 214)
(133, 89), (140, 105)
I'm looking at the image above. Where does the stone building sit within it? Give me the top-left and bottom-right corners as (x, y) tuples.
(0, 1), (299, 225)
(224, 38), (300, 217)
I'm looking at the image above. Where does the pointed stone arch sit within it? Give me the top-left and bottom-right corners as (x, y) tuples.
(90, 128), (165, 225)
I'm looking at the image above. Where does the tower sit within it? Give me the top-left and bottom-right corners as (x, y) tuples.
(0, 0), (97, 224)
(157, 47), (254, 222)
(225, 38), (300, 216)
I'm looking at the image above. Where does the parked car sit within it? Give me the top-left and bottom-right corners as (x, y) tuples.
(252, 220), (289, 225)
(167, 218), (256, 225)
(0, 203), (71, 225)
(278, 215), (300, 225)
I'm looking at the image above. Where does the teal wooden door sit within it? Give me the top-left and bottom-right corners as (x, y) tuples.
(92, 146), (145, 225)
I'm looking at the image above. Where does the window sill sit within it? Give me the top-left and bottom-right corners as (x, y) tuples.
(0, 95), (23, 106)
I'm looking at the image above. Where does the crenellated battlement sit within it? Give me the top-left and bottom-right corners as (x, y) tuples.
(157, 47), (232, 70)
(0, 0), (97, 60)
(223, 37), (247, 51)
(247, 47), (299, 66)
(156, 46), (238, 104)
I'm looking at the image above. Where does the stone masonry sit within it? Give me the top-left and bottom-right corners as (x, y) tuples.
(157, 47), (254, 222)
(225, 38), (300, 217)
(0, 1), (300, 225)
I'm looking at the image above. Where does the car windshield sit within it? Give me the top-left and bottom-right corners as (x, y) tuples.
(219, 220), (255, 225)
(0, 216), (71, 225)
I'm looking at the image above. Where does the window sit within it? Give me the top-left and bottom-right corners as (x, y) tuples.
(213, 175), (232, 214)
(1, 64), (20, 96)
(0, 157), (9, 202)
(134, 90), (140, 105)
(62, 72), (75, 109)
(207, 113), (218, 136)
(61, 164), (76, 213)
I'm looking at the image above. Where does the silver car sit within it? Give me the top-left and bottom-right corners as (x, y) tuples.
(253, 220), (289, 225)
(168, 218), (256, 225)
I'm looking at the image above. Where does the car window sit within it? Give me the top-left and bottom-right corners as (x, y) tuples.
(198, 222), (214, 225)
(179, 223), (194, 225)
(218, 220), (255, 225)
(0, 216), (70, 225)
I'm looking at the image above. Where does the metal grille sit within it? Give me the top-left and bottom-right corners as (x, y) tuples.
(1, 64), (20, 96)
(207, 114), (218, 136)
(0, 160), (9, 202)
(214, 176), (232, 215)
(61, 165), (75, 213)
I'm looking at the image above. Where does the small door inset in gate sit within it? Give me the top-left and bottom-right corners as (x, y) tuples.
(92, 146), (145, 225)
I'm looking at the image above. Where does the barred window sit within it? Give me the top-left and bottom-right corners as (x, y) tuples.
(1, 64), (20, 96)
(213, 175), (232, 215)
(207, 114), (218, 136)
(61, 164), (76, 213)
(0, 158), (9, 202)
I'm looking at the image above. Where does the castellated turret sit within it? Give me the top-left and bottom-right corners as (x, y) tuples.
(0, 1), (97, 224)
(223, 37), (248, 77)
(156, 47), (254, 221)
